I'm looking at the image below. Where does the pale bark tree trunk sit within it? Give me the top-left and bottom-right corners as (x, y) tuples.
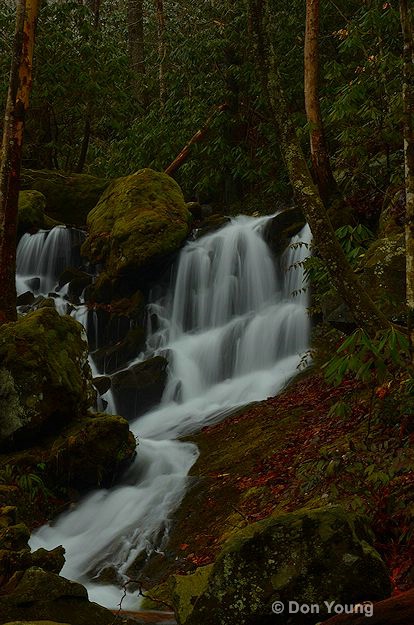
(128, 0), (146, 103)
(399, 0), (414, 357)
(304, 0), (337, 205)
(248, 0), (389, 335)
(0, 0), (41, 324)
(154, 0), (166, 108)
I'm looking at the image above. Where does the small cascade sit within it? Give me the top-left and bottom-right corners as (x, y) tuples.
(29, 214), (311, 610)
(16, 226), (85, 297)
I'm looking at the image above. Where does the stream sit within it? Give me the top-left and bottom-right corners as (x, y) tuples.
(17, 214), (310, 610)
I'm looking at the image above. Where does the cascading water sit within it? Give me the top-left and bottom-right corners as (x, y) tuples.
(16, 226), (84, 297)
(29, 214), (311, 610)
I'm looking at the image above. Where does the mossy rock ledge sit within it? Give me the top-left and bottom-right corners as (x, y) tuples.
(0, 308), (96, 448)
(170, 505), (391, 625)
(20, 169), (110, 227)
(81, 168), (192, 297)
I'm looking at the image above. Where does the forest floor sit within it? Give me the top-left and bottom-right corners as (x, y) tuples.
(135, 362), (414, 603)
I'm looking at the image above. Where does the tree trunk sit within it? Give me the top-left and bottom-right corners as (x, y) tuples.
(249, 0), (389, 335)
(128, 0), (146, 103)
(399, 0), (414, 358)
(304, 0), (337, 205)
(154, 0), (166, 108)
(165, 104), (228, 177)
(0, 0), (41, 324)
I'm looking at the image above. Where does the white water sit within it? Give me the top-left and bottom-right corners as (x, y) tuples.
(29, 215), (311, 610)
(16, 226), (84, 296)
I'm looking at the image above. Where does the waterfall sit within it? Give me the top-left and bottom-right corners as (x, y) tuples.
(29, 215), (311, 610)
(16, 226), (85, 297)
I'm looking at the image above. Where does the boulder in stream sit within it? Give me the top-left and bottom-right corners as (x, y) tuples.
(111, 355), (168, 419)
(82, 168), (192, 296)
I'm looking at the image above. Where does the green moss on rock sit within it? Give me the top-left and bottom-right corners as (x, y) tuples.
(17, 191), (47, 235)
(82, 169), (191, 285)
(20, 169), (110, 227)
(0, 308), (95, 448)
(0, 567), (119, 625)
(173, 506), (391, 625)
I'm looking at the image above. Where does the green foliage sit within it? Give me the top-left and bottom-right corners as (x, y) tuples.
(0, 464), (51, 502)
(323, 327), (410, 387)
(304, 224), (375, 313)
(0, 0), (406, 207)
(324, 2), (403, 192)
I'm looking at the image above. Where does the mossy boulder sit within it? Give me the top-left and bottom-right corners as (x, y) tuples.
(0, 505), (65, 589)
(0, 567), (124, 625)
(20, 169), (110, 227)
(17, 191), (47, 235)
(47, 413), (136, 489)
(362, 233), (406, 318)
(173, 506), (391, 625)
(0, 308), (95, 449)
(82, 169), (191, 294)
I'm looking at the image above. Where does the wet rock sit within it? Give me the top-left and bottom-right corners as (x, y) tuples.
(0, 308), (95, 449)
(92, 325), (146, 374)
(264, 207), (306, 255)
(16, 292), (35, 307)
(93, 375), (111, 396)
(82, 168), (191, 298)
(47, 413), (136, 489)
(186, 202), (203, 221)
(172, 506), (391, 625)
(20, 169), (110, 227)
(112, 356), (168, 420)
(193, 214), (230, 239)
(0, 506), (65, 589)
(0, 567), (121, 625)
(58, 268), (92, 302)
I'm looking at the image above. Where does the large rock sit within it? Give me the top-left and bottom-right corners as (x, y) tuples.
(112, 356), (168, 420)
(20, 169), (110, 227)
(264, 207), (306, 255)
(172, 506), (391, 625)
(0, 505), (64, 589)
(0, 308), (95, 449)
(17, 190), (47, 235)
(0, 567), (125, 625)
(82, 169), (191, 295)
(47, 413), (137, 489)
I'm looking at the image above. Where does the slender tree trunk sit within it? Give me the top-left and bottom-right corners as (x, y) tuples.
(128, 0), (146, 103)
(249, 0), (389, 335)
(0, 0), (40, 324)
(304, 0), (337, 205)
(165, 104), (228, 177)
(76, 0), (100, 173)
(154, 0), (166, 108)
(399, 0), (414, 358)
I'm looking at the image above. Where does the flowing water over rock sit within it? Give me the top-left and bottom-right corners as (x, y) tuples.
(26, 214), (311, 610)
